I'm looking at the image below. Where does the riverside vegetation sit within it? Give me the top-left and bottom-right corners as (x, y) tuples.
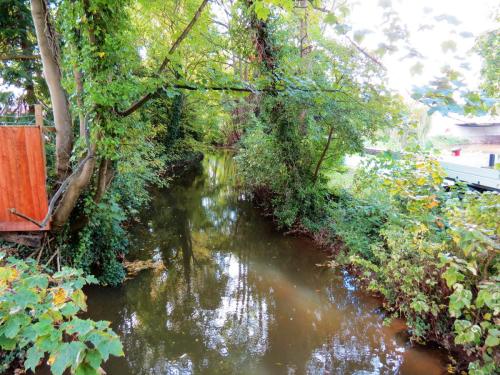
(0, 0), (498, 373)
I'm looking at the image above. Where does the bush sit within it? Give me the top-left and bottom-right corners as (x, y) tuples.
(235, 120), (328, 229)
(330, 152), (499, 373)
(442, 192), (499, 374)
(326, 191), (386, 261)
(0, 252), (123, 374)
(67, 131), (166, 286)
(71, 194), (128, 286)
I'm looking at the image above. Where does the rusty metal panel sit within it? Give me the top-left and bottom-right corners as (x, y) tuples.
(0, 126), (50, 231)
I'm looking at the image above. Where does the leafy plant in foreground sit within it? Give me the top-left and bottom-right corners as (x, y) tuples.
(0, 252), (123, 374)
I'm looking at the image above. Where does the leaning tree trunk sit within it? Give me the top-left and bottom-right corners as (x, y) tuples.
(31, 0), (96, 230)
(30, 0), (73, 180)
(312, 125), (334, 182)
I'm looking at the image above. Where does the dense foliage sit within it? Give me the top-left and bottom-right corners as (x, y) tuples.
(234, 1), (400, 227)
(0, 0), (41, 113)
(0, 252), (123, 374)
(1, 0), (498, 372)
(324, 153), (499, 374)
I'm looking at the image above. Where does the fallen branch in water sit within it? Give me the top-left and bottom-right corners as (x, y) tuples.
(123, 259), (165, 278)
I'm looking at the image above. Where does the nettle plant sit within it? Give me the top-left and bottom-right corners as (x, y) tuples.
(0, 252), (123, 375)
(352, 152), (452, 327)
(442, 192), (499, 375)
(349, 152), (499, 373)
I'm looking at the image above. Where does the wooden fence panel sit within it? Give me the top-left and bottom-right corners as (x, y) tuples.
(0, 125), (50, 231)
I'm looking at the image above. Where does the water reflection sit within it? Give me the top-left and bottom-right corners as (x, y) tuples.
(86, 152), (446, 375)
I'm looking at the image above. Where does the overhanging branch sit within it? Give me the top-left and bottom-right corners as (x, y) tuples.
(115, 82), (347, 116)
(308, 0), (386, 70)
(119, 0), (210, 117)
(0, 54), (40, 61)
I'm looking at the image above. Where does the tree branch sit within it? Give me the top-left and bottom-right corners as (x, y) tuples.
(308, 0), (386, 70)
(9, 209), (44, 228)
(344, 35), (385, 70)
(115, 82), (347, 116)
(119, 0), (210, 117)
(0, 54), (40, 61)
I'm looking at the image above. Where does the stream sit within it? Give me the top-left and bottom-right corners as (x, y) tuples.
(86, 152), (447, 375)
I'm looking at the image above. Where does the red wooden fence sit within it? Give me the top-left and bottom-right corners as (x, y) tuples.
(0, 107), (50, 231)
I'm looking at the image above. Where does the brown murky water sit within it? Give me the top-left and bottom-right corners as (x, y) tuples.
(86, 152), (447, 375)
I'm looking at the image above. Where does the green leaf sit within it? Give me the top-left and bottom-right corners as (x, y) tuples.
(449, 285), (472, 317)
(75, 363), (100, 375)
(1, 314), (29, 338)
(454, 319), (471, 331)
(11, 287), (39, 309)
(65, 317), (94, 337)
(31, 318), (54, 338)
(60, 302), (80, 317)
(324, 13), (338, 25)
(455, 322), (481, 345)
(442, 266), (463, 288)
(0, 335), (16, 350)
(475, 289), (490, 308)
(95, 321), (111, 330)
(25, 346), (44, 372)
(24, 274), (49, 289)
(87, 331), (124, 361)
(71, 289), (88, 311)
(254, 1), (270, 20)
(85, 275), (98, 284)
(411, 299), (429, 313)
(485, 329), (499, 347)
(84, 349), (103, 370)
(50, 341), (87, 375)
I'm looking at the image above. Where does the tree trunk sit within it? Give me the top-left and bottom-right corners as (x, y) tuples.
(94, 158), (113, 204)
(73, 67), (86, 138)
(31, 0), (73, 180)
(312, 126), (334, 182)
(298, 1), (310, 135)
(31, 0), (96, 230)
(51, 146), (96, 229)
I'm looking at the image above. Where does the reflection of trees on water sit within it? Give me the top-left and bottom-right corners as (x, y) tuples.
(88, 153), (444, 375)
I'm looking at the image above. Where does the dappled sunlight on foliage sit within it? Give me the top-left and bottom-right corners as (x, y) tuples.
(327, 153), (499, 374)
(0, 252), (123, 374)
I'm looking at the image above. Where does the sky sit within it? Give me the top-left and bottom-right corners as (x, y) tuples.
(347, 0), (498, 109)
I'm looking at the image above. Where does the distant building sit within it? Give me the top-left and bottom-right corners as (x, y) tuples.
(427, 113), (500, 146)
(452, 123), (500, 144)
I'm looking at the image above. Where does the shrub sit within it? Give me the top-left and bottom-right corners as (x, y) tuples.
(0, 252), (123, 374)
(326, 191), (386, 261)
(442, 192), (499, 374)
(235, 120), (328, 229)
(67, 133), (166, 286)
(71, 194), (128, 286)
(331, 152), (499, 373)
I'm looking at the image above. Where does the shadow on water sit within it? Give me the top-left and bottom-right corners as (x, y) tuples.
(85, 152), (448, 375)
